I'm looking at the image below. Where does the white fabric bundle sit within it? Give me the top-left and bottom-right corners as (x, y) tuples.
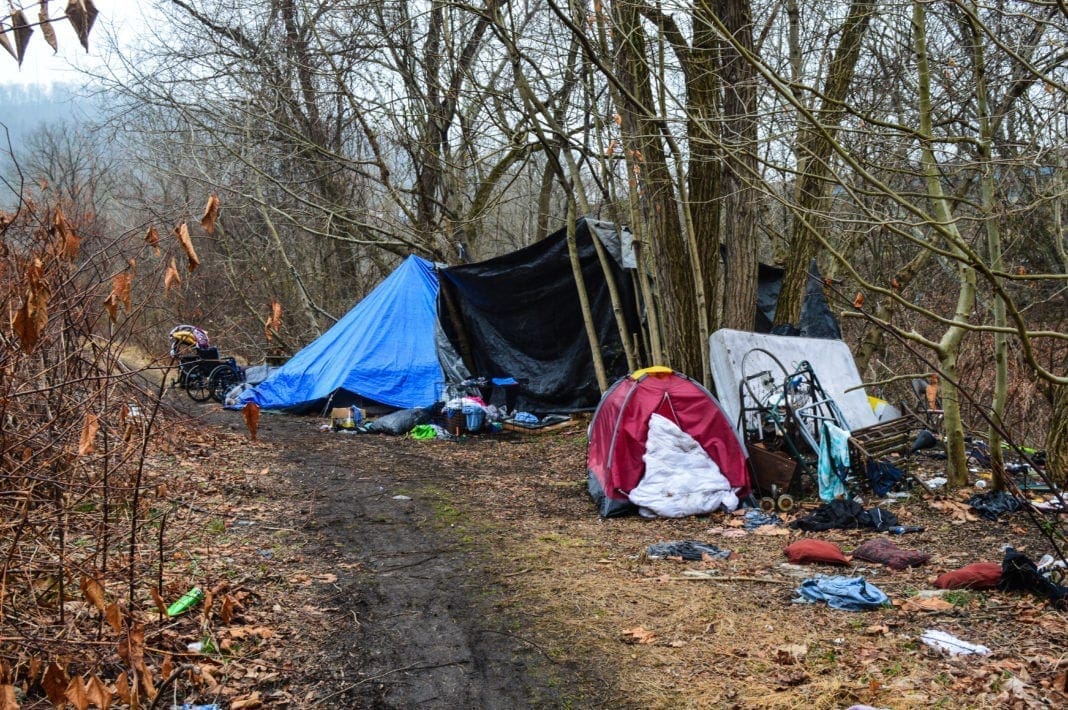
(628, 413), (740, 518)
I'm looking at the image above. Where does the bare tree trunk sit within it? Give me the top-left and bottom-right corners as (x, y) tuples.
(714, 0), (761, 331)
(775, 0), (875, 326)
(1045, 154), (1067, 484)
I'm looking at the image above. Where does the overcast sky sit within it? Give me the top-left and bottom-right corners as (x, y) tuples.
(1, 1), (135, 86)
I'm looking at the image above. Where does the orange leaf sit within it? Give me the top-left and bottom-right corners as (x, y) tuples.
(620, 626), (656, 644)
(230, 691), (262, 709)
(160, 656), (173, 686)
(11, 261), (50, 351)
(54, 206), (81, 260)
(145, 225), (160, 255)
(78, 414), (99, 456)
(113, 272), (132, 311)
(265, 301), (282, 342)
(174, 222), (200, 272)
(65, 677), (89, 710)
(113, 673), (130, 706)
(852, 291), (865, 308)
(42, 663), (68, 706)
(0, 684), (18, 710)
(243, 403), (260, 441)
(890, 278), (900, 290)
(200, 193), (221, 234)
(85, 675), (112, 710)
(149, 587), (167, 617)
(220, 594), (235, 624)
(79, 575), (106, 612)
(164, 257), (181, 295)
(900, 595), (954, 613)
(105, 602), (124, 633)
(102, 294), (118, 322)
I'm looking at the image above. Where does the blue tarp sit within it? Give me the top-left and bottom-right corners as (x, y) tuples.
(236, 255), (444, 412)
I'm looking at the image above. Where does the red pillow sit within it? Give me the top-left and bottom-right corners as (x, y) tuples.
(934, 562), (1002, 590)
(785, 539), (849, 566)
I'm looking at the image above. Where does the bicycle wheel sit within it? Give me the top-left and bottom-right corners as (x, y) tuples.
(209, 365), (239, 403)
(186, 372), (213, 402)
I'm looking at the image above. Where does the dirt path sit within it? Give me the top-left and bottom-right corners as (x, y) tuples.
(193, 406), (589, 708)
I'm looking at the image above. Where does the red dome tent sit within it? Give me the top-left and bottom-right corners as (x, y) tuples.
(587, 367), (750, 517)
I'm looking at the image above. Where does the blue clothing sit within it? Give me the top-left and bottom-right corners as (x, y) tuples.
(795, 575), (890, 611)
(818, 422), (851, 501)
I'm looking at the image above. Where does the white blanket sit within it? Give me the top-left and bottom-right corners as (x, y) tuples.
(628, 414), (740, 518)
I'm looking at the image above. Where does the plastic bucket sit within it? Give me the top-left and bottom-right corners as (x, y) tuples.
(464, 409), (485, 432)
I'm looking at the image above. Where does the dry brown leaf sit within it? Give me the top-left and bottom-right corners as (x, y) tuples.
(112, 272), (132, 311)
(149, 588), (167, 617)
(12, 260), (50, 351)
(113, 673), (130, 706)
(0, 684), (19, 710)
(102, 294), (118, 323)
(620, 626), (656, 645)
(54, 206), (80, 259)
(752, 525), (790, 536)
(65, 676), (89, 710)
(230, 691), (262, 709)
(85, 675), (111, 710)
(79, 575), (105, 612)
(174, 222), (200, 272)
(243, 402), (260, 441)
(202, 588), (214, 621)
(78, 413), (99, 456)
(159, 656), (173, 686)
(27, 657), (41, 685)
(220, 594), (235, 624)
(164, 257), (181, 294)
(9, 9), (32, 66)
(852, 291), (865, 308)
(144, 224), (160, 253)
(0, 32), (14, 62)
(42, 663), (68, 706)
(39, 1), (59, 52)
(200, 193), (221, 234)
(900, 595), (954, 613)
(66, 0), (99, 51)
(775, 643), (808, 665)
(103, 602), (124, 634)
(865, 624), (890, 635)
(117, 622), (146, 676)
(265, 301), (282, 342)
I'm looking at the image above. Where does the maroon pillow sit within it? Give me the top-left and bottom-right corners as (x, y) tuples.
(934, 562), (1002, 590)
(853, 537), (931, 570)
(785, 539), (849, 565)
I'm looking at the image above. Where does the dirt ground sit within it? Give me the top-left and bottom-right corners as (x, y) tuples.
(139, 399), (1067, 710)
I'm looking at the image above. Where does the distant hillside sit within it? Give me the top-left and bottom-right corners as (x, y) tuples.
(0, 82), (103, 152)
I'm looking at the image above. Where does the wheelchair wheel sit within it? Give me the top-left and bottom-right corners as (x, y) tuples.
(209, 365), (240, 403)
(186, 372), (213, 402)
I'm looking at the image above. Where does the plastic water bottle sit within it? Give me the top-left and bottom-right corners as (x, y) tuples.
(887, 526), (925, 535)
(166, 587), (205, 616)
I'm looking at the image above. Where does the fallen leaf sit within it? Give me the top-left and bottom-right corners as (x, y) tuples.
(621, 626), (656, 645)
(65, 676), (89, 710)
(78, 414), (99, 456)
(865, 624), (890, 635)
(753, 525), (790, 536)
(42, 663), (68, 706)
(85, 675), (112, 710)
(105, 602), (124, 633)
(0, 684), (19, 710)
(775, 643), (808, 665)
(220, 595), (235, 624)
(853, 291), (865, 308)
(149, 588), (167, 617)
(79, 575), (106, 612)
(900, 596), (954, 613)
(230, 691), (262, 709)
(113, 672), (130, 705)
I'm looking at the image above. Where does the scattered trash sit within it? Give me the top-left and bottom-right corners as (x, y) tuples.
(365, 407), (431, 435)
(743, 508), (783, 530)
(886, 525), (925, 535)
(167, 587), (205, 617)
(934, 562), (1002, 589)
(792, 499), (899, 532)
(186, 641), (204, 653)
(392, 495), (412, 501)
(513, 411), (539, 424)
(794, 575), (890, 611)
(911, 429), (941, 453)
(865, 460), (903, 497)
(784, 539), (849, 566)
(924, 476), (947, 489)
(999, 547), (1068, 608)
(920, 629), (990, 657)
(967, 490), (1022, 520)
(172, 704), (222, 710)
(646, 540), (732, 561)
(1037, 554), (1067, 584)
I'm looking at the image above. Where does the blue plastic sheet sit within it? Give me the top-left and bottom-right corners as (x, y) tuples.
(237, 256), (444, 411)
(794, 575), (890, 611)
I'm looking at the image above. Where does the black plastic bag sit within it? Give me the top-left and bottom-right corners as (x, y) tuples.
(365, 407), (431, 435)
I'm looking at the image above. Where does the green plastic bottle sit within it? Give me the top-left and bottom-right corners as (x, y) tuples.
(166, 587), (205, 616)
